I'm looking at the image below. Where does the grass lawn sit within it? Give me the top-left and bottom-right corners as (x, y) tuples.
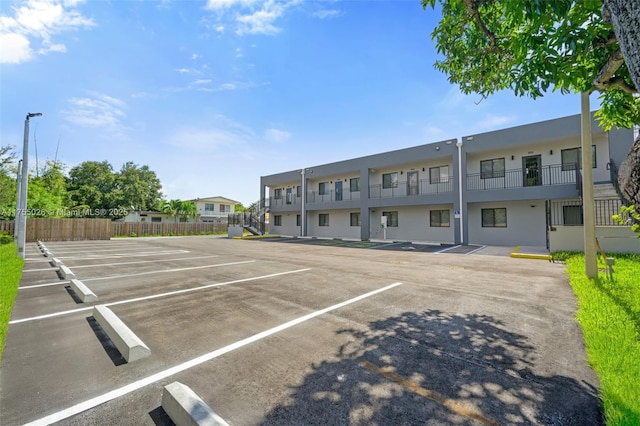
(564, 252), (640, 425)
(0, 242), (23, 365)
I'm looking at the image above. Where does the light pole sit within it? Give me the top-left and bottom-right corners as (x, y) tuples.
(580, 93), (597, 277)
(16, 112), (42, 259)
(14, 159), (22, 242)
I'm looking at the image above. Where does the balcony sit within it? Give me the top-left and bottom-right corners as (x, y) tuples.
(368, 177), (454, 199)
(270, 194), (302, 207)
(306, 190), (361, 203)
(466, 164), (578, 191)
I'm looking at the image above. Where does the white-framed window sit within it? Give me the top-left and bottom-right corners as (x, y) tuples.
(204, 203), (215, 211)
(561, 146), (596, 171)
(220, 204), (230, 213)
(480, 158), (505, 179)
(429, 166), (449, 184)
(274, 215), (282, 226)
(350, 212), (361, 226)
(382, 211), (398, 227)
(319, 213), (329, 226)
(482, 208), (507, 227)
(382, 173), (398, 189)
(430, 210), (450, 227)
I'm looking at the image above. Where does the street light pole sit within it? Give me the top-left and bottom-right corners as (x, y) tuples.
(14, 159), (22, 242)
(16, 112), (42, 259)
(580, 93), (597, 277)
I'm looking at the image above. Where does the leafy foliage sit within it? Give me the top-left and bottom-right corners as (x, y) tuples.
(612, 205), (640, 236)
(422, 0), (640, 130)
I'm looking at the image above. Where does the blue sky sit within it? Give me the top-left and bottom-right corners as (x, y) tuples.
(1, 0), (587, 206)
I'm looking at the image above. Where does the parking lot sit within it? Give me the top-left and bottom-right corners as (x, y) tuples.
(2, 236), (600, 425)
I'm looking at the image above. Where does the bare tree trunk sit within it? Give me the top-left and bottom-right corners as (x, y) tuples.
(602, 0), (640, 90)
(618, 134), (640, 206)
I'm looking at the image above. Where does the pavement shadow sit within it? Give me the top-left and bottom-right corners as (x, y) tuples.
(260, 309), (601, 425)
(85, 317), (127, 366)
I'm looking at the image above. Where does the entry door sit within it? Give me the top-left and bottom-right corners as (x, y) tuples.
(522, 155), (542, 186)
(407, 171), (419, 195)
(335, 181), (343, 201)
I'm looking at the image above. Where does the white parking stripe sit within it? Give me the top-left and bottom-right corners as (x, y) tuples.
(19, 260), (256, 290)
(58, 250), (190, 260)
(10, 268), (313, 324)
(22, 282), (401, 426)
(21, 255), (221, 273)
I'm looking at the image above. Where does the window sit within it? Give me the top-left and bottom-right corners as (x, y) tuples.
(561, 146), (596, 171)
(350, 177), (360, 192)
(319, 182), (329, 195)
(296, 185), (302, 197)
(430, 210), (450, 227)
(179, 217), (188, 222)
(296, 214), (301, 226)
(481, 158), (505, 179)
(204, 203), (214, 211)
(151, 217), (161, 223)
(563, 205), (583, 225)
(274, 215), (282, 226)
(274, 189), (282, 199)
(482, 208), (507, 227)
(219, 204), (229, 213)
(430, 166), (449, 184)
(382, 211), (398, 227)
(319, 214), (329, 226)
(286, 188), (293, 204)
(350, 212), (361, 226)
(382, 172), (398, 189)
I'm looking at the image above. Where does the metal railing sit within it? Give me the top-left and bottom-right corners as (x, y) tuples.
(607, 158), (628, 206)
(306, 190), (361, 203)
(549, 198), (627, 226)
(368, 177), (454, 199)
(466, 164), (577, 191)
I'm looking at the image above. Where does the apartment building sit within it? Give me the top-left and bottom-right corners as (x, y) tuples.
(260, 113), (635, 248)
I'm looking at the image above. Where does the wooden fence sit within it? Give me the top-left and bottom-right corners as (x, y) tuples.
(111, 222), (226, 237)
(0, 219), (228, 242)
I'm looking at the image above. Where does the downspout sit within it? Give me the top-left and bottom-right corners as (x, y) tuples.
(456, 140), (464, 244)
(301, 169), (306, 236)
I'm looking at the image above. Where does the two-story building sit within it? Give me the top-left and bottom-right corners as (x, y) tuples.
(191, 196), (240, 223)
(260, 113), (635, 249)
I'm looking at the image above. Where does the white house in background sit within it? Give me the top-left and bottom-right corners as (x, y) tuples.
(191, 196), (241, 223)
(119, 196), (240, 223)
(120, 211), (175, 223)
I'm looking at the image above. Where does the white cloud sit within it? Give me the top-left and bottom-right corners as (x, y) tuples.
(476, 114), (515, 130)
(193, 79), (212, 84)
(313, 9), (341, 19)
(0, 0), (94, 64)
(265, 128), (291, 143)
(204, 0), (300, 36)
(235, 47), (243, 57)
(0, 32), (32, 63)
(61, 92), (127, 131)
(192, 53), (201, 60)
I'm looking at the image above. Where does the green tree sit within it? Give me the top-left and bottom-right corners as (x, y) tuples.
(235, 203), (247, 212)
(28, 161), (69, 216)
(162, 199), (182, 222)
(178, 200), (198, 222)
(423, 0), (640, 204)
(115, 162), (163, 213)
(67, 161), (118, 216)
(0, 145), (17, 219)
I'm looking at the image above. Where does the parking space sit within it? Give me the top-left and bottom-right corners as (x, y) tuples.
(2, 236), (598, 425)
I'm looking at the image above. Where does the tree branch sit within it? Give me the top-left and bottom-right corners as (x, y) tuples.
(462, 0), (498, 50)
(592, 49), (637, 93)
